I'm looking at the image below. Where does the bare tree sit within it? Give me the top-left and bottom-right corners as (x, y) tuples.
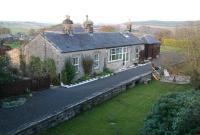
(176, 23), (200, 89)
(99, 25), (117, 32)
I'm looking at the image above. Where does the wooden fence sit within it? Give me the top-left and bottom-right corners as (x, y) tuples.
(0, 76), (50, 99)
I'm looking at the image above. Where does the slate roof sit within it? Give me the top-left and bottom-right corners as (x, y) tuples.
(141, 35), (160, 45)
(73, 27), (85, 33)
(0, 34), (13, 39)
(43, 32), (144, 53)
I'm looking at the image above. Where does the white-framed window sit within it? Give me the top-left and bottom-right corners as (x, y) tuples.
(123, 47), (129, 62)
(93, 53), (100, 69)
(109, 47), (123, 62)
(72, 57), (79, 73)
(135, 47), (139, 59)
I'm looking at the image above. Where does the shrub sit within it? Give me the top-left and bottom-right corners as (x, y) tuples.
(19, 53), (26, 76)
(103, 67), (113, 74)
(43, 58), (59, 85)
(28, 56), (43, 78)
(0, 55), (12, 86)
(82, 56), (93, 75)
(75, 75), (91, 83)
(61, 58), (76, 84)
(140, 91), (200, 135)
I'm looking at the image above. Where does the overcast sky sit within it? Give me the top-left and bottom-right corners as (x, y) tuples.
(0, 0), (199, 24)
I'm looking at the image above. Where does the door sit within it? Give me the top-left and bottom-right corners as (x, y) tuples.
(122, 47), (128, 67)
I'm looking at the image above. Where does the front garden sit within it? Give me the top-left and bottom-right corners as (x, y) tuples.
(0, 54), (113, 107)
(38, 81), (193, 135)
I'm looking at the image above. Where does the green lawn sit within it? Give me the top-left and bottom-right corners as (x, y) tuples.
(39, 81), (192, 135)
(160, 45), (185, 53)
(4, 42), (21, 49)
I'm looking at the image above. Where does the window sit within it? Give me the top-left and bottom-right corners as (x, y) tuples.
(109, 47), (123, 61)
(135, 47), (139, 59)
(123, 47), (129, 62)
(72, 57), (79, 73)
(94, 53), (100, 69)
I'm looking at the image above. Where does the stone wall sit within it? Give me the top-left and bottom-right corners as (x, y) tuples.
(60, 45), (144, 78)
(60, 49), (106, 78)
(7, 48), (20, 68)
(24, 34), (61, 72)
(10, 72), (152, 135)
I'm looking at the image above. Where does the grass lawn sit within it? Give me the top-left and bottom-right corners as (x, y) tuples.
(39, 81), (192, 135)
(4, 42), (21, 49)
(160, 45), (185, 53)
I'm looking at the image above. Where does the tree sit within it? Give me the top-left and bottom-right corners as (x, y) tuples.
(175, 23), (200, 89)
(43, 58), (59, 85)
(0, 39), (4, 46)
(99, 25), (117, 32)
(19, 52), (26, 76)
(61, 58), (76, 84)
(28, 56), (43, 78)
(0, 56), (12, 86)
(28, 29), (39, 36)
(155, 29), (173, 43)
(0, 27), (11, 34)
(141, 91), (200, 135)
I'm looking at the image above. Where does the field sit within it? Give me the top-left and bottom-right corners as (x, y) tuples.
(160, 45), (184, 53)
(39, 81), (192, 135)
(0, 21), (51, 34)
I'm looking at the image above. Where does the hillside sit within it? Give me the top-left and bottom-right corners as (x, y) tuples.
(0, 21), (52, 34)
(1, 20), (199, 35)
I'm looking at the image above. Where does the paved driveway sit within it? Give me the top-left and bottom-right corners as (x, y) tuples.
(0, 64), (151, 134)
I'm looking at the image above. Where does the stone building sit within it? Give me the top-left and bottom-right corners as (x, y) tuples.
(6, 48), (20, 68)
(24, 16), (145, 78)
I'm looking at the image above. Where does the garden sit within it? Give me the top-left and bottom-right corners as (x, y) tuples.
(38, 81), (194, 135)
(0, 54), (113, 108)
(0, 55), (53, 108)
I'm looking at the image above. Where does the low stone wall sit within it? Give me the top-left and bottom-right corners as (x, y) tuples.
(10, 72), (152, 135)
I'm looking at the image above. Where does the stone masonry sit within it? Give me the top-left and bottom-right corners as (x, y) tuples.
(24, 34), (144, 78)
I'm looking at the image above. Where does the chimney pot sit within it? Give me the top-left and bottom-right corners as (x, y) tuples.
(63, 15), (73, 34)
(83, 15), (94, 33)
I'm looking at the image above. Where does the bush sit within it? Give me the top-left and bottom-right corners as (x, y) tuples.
(82, 56), (93, 75)
(140, 91), (200, 135)
(61, 58), (76, 84)
(74, 75), (91, 83)
(0, 56), (12, 86)
(43, 58), (59, 85)
(28, 56), (43, 78)
(19, 53), (26, 76)
(103, 67), (113, 74)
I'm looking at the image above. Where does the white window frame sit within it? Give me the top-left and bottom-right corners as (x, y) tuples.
(109, 47), (123, 62)
(72, 57), (79, 73)
(135, 47), (139, 60)
(123, 47), (129, 62)
(93, 53), (100, 69)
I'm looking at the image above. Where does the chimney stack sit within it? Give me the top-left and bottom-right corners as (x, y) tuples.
(63, 15), (73, 35)
(126, 19), (132, 32)
(83, 15), (94, 33)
